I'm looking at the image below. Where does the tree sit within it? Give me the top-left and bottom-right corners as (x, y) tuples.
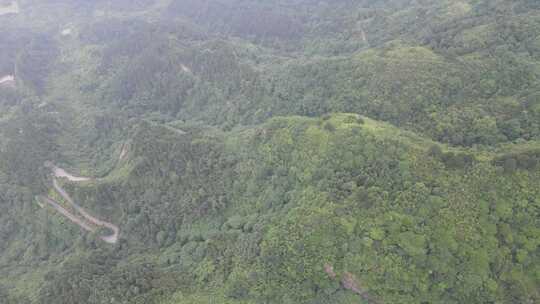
(503, 158), (517, 173)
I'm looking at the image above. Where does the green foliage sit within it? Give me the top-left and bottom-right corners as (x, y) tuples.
(1, 1), (540, 304)
(0, 99), (60, 191)
(493, 149), (540, 172)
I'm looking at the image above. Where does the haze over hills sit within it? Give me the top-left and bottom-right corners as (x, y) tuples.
(0, 1), (539, 304)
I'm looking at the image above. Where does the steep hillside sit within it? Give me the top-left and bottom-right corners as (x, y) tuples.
(1, 114), (539, 304)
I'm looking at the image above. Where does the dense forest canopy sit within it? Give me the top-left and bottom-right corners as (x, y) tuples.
(0, 1), (539, 304)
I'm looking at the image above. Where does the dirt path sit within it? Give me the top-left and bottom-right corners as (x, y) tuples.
(181, 64), (191, 73)
(325, 264), (381, 304)
(39, 164), (120, 244)
(52, 166), (91, 182)
(0, 1), (19, 16)
(119, 143), (128, 161)
(0, 75), (14, 85)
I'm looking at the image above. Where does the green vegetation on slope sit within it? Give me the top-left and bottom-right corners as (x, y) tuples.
(0, 1), (539, 304)
(58, 0), (540, 146)
(3, 113), (538, 303)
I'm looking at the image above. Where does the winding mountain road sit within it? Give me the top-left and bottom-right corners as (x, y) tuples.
(39, 165), (120, 244)
(38, 196), (96, 233)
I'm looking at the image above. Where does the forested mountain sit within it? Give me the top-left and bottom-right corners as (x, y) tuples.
(0, 1), (538, 303)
